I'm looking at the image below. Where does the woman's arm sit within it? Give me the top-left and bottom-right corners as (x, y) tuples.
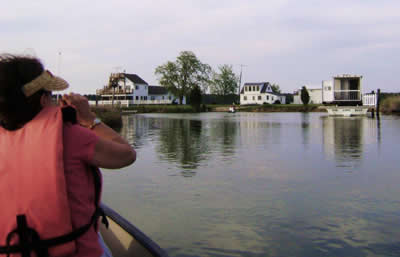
(61, 93), (136, 169)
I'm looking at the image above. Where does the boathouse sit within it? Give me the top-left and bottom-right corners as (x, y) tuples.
(93, 73), (185, 106)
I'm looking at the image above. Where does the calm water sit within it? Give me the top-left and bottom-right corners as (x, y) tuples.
(102, 112), (400, 257)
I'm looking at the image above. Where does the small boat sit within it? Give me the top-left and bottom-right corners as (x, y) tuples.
(99, 203), (169, 257)
(228, 106), (236, 113)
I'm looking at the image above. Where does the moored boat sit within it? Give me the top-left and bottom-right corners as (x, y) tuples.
(99, 203), (169, 257)
(322, 105), (369, 116)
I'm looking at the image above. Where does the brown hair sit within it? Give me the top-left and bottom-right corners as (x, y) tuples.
(0, 54), (48, 130)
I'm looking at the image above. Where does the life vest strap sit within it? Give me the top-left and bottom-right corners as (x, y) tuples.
(0, 207), (108, 257)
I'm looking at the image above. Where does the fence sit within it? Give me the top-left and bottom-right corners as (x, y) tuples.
(363, 93), (377, 107)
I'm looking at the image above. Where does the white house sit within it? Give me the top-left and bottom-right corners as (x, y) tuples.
(92, 73), (185, 106)
(240, 82), (286, 105)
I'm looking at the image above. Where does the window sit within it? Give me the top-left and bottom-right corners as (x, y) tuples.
(140, 96), (143, 100)
(258, 96), (261, 100)
(151, 96), (155, 100)
(135, 85), (139, 90)
(144, 96), (147, 100)
(244, 96), (247, 100)
(136, 96), (139, 100)
(169, 96), (171, 100)
(252, 96), (255, 100)
(162, 96), (164, 100)
(266, 95), (269, 100)
(257, 86), (259, 91)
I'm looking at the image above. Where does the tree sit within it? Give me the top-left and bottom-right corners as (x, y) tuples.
(155, 51), (211, 104)
(189, 85), (202, 112)
(271, 83), (281, 93)
(210, 64), (238, 96)
(301, 86), (310, 105)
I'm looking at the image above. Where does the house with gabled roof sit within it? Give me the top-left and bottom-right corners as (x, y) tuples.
(240, 82), (286, 105)
(93, 73), (185, 106)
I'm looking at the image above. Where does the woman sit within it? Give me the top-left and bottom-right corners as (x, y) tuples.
(0, 55), (136, 257)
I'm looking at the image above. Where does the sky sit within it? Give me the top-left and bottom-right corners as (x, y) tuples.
(1, 0), (399, 94)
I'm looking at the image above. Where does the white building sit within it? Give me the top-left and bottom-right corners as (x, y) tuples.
(93, 73), (185, 107)
(293, 87), (323, 104)
(240, 82), (286, 105)
(323, 75), (362, 105)
(293, 75), (363, 105)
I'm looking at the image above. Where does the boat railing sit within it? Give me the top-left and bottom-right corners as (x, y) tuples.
(100, 203), (169, 257)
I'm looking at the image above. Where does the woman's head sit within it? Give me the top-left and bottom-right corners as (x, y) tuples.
(0, 54), (68, 130)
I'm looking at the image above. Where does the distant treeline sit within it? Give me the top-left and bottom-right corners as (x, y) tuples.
(380, 92), (400, 101)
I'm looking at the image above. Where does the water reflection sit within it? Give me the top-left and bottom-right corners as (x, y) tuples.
(110, 113), (395, 257)
(302, 113), (310, 146)
(321, 116), (381, 168)
(120, 115), (150, 149)
(157, 118), (208, 171)
(122, 114), (238, 173)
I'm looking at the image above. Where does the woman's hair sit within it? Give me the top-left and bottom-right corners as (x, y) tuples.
(0, 54), (48, 130)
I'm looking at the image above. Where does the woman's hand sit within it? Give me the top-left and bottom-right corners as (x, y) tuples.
(60, 93), (96, 128)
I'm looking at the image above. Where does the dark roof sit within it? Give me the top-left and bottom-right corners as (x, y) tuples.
(244, 82), (269, 86)
(260, 82), (271, 93)
(124, 74), (148, 85)
(148, 86), (168, 95)
(240, 82), (271, 94)
(240, 82), (284, 96)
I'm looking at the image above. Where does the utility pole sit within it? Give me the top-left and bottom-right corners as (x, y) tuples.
(238, 64), (247, 102)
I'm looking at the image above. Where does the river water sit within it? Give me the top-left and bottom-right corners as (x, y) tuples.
(102, 112), (400, 257)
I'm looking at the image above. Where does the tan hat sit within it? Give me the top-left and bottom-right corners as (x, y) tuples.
(22, 70), (69, 97)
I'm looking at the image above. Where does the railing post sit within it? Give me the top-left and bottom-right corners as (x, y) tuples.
(376, 89), (380, 114)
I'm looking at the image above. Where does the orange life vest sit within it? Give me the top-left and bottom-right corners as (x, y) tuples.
(0, 106), (103, 257)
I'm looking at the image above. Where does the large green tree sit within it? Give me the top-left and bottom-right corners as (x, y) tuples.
(301, 86), (310, 105)
(271, 83), (281, 93)
(155, 51), (211, 104)
(210, 64), (238, 96)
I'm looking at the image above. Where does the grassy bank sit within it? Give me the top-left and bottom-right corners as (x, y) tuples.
(91, 106), (123, 131)
(122, 104), (202, 113)
(380, 96), (400, 114)
(233, 104), (325, 112)
(119, 104), (325, 113)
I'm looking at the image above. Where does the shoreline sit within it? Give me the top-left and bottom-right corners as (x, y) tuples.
(119, 104), (327, 113)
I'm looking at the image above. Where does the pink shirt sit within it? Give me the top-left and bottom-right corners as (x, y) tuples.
(63, 123), (103, 257)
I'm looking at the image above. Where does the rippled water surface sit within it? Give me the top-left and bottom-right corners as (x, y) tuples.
(102, 112), (400, 257)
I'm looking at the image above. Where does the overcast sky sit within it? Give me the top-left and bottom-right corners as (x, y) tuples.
(2, 0), (399, 94)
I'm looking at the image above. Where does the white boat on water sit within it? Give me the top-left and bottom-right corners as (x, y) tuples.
(323, 105), (369, 117)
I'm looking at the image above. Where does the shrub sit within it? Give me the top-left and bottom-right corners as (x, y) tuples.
(301, 86), (310, 105)
(380, 96), (400, 113)
(91, 107), (122, 131)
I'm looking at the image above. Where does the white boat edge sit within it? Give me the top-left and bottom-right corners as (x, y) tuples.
(319, 106), (369, 117)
